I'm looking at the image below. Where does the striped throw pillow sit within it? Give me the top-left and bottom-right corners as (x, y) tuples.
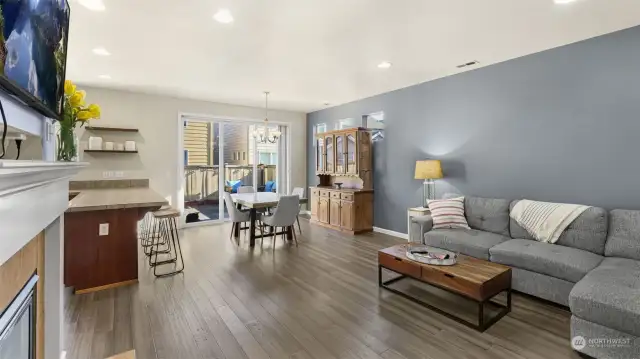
(427, 197), (470, 230)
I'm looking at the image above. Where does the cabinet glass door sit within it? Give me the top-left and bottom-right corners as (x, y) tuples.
(316, 137), (324, 173)
(335, 134), (344, 173)
(325, 135), (334, 172)
(346, 132), (357, 174)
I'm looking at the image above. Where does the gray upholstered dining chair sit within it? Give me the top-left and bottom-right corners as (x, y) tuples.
(238, 186), (255, 193)
(291, 187), (305, 234)
(259, 195), (300, 250)
(223, 192), (250, 243)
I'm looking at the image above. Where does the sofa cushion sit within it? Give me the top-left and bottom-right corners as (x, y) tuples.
(464, 197), (511, 236)
(509, 201), (608, 255)
(605, 210), (640, 261)
(424, 229), (509, 260)
(570, 257), (640, 337)
(489, 239), (603, 283)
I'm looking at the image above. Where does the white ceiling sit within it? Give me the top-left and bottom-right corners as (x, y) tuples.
(67, 0), (640, 113)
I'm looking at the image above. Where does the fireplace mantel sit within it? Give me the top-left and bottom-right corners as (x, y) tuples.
(0, 160), (86, 359)
(0, 161), (86, 267)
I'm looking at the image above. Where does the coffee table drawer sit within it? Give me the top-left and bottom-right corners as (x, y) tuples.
(379, 253), (421, 278)
(421, 266), (481, 300)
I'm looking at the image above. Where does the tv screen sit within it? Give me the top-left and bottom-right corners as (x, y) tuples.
(0, 0), (70, 120)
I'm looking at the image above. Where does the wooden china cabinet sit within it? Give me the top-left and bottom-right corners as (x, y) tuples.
(310, 128), (373, 234)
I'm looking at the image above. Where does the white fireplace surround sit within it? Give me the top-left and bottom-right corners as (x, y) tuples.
(0, 160), (86, 359)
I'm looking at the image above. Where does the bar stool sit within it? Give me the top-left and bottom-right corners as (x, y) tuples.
(140, 205), (170, 256)
(149, 208), (185, 277)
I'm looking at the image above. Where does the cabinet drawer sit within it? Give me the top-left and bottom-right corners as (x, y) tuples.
(341, 193), (354, 201)
(420, 266), (481, 300)
(319, 190), (330, 197)
(330, 191), (341, 199)
(379, 252), (421, 279)
(311, 188), (319, 196)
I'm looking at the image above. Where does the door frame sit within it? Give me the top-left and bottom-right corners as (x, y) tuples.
(176, 112), (290, 228)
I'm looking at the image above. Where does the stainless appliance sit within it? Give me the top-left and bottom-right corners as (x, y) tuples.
(0, 274), (38, 359)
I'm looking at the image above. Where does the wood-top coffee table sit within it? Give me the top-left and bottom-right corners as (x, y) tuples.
(378, 244), (512, 332)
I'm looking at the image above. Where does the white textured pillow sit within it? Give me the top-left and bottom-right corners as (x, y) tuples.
(427, 196), (470, 230)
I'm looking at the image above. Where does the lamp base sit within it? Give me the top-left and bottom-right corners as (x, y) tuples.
(423, 179), (436, 207)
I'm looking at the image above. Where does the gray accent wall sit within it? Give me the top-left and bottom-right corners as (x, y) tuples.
(307, 25), (640, 234)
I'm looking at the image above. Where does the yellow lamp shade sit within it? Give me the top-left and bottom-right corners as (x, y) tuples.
(415, 160), (443, 180)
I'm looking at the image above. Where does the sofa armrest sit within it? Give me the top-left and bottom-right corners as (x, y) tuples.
(410, 215), (433, 243)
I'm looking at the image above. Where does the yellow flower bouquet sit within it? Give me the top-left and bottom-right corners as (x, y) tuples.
(57, 80), (101, 161)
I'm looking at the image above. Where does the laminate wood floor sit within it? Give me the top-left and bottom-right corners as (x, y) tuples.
(64, 219), (581, 359)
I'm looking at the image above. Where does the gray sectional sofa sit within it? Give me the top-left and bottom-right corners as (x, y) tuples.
(412, 197), (640, 359)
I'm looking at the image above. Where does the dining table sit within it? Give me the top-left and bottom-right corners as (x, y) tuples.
(231, 192), (308, 247)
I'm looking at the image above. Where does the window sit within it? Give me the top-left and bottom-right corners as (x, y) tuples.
(337, 118), (355, 130)
(363, 111), (385, 141)
(316, 123), (327, 134)
(258, 151), (277, 165)
(242, 151), (246, 161)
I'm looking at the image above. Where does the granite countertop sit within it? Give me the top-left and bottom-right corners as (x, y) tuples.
(67, 187), (168, 213)
(311, 186), (374, 193)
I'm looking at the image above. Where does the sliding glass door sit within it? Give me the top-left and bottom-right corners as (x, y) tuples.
(181, 117), (288, 226)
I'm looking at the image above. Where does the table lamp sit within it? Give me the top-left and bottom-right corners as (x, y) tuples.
(415, 160), (443, 207)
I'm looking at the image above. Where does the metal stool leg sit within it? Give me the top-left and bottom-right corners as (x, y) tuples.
(154, 217), (184, 277)
(149, 219), (176, 267)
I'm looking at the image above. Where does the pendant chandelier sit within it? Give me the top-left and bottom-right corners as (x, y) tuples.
(252, 91), (281, 144)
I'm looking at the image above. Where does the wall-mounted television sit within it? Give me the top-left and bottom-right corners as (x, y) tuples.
(0, 0), (70, 120)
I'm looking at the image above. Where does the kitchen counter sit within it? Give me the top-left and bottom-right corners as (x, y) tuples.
(64, 181), (168, 294)
(67, 187), (167, 212)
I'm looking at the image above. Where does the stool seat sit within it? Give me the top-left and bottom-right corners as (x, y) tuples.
(153, 209), (180, 219)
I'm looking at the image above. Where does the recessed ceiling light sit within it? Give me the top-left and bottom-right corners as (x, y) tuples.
(78, 0), (105, 11)
(554, 0), (578, 4)
(213, 9), (234, 24)
(377, 61), (392, 69)
(92, 47), (110, 56)
(98, 75), (111, 80)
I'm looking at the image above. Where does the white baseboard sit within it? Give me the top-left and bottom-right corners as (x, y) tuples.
(373, 227), (409, 240)
(300, 210), (311, 215)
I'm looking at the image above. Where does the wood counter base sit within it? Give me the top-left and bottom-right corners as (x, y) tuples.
(64, 207), (157, 293)
(74, 279), (139, 295)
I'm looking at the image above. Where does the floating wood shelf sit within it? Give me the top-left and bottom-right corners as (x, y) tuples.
(85, 126), (139, 133)
(84, 150), (138, 154)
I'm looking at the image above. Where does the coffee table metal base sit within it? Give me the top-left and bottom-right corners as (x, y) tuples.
(379, 265), (511, 332)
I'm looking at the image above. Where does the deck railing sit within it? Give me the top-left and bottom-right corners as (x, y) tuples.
(184, 165), (276, 204)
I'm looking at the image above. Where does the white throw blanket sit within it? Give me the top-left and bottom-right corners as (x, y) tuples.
(510, 200), (590, 244)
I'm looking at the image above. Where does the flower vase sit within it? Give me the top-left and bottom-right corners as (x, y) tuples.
(57, 125), (79, 162)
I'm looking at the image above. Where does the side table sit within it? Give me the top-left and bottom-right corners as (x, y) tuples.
(408, 207), (430, 243)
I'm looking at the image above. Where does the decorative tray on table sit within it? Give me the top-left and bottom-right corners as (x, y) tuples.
(405, 245), (457, 266)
